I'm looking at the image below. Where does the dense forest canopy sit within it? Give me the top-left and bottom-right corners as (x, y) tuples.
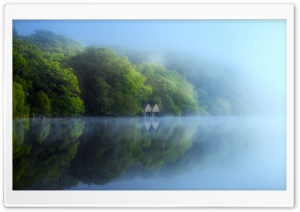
(13, 29), (251, 118)
(68, 47), (150, 116)
(13, 35), (84, 117)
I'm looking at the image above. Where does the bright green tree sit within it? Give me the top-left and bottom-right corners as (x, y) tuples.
(13, 82), (30, 118)
(135, 63), (199, 116)
(13, 34), (84, 117)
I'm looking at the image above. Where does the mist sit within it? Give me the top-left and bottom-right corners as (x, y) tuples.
(13, 20), (287, 190)
(14, 20), (286, 117)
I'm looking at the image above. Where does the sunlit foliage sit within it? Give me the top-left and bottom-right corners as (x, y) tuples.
(13, 31), (84, 117)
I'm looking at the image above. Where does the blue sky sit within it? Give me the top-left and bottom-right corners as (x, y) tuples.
(13, 20), (286, 69)
(14, 20), (286, 115)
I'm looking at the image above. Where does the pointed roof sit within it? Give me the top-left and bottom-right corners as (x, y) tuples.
(144, 104), (152, 112)
(152, 104), (160, 112)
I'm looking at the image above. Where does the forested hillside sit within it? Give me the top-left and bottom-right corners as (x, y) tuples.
(113, 47), (251, 116)
(13, 30), (84, 118)
(13, 30), (250, 118)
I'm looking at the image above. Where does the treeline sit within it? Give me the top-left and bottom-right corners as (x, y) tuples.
(13, 30), (250, 118)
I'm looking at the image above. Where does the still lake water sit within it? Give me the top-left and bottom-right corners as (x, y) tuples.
(13, 116), (286, 190)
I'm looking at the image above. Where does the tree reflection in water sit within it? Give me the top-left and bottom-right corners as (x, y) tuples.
(13, 117), (247, 190)
(13, 118), (84, 190)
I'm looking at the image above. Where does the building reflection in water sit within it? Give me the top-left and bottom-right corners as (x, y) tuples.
(143, 117), (160, 131)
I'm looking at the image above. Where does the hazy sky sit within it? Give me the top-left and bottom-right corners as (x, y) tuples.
(13, 20), (286, 115)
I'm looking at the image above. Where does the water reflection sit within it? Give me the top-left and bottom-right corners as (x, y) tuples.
(12, 117), (286, 190)
(143, 117), (160, 131)
(13, 118), (84, 190)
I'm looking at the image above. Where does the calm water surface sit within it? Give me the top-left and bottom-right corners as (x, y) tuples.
(13, 116), (286, 190)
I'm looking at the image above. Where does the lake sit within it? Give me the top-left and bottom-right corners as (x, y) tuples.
(13, 116), (286, 190)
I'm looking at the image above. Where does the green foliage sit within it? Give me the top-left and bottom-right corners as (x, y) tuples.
(69, 47), (149, 116)
(32, 91), (51, 116)
(12, 29), (255, 190)
(14, 76), (33, 92)
(13, 49), (27, 76)
(13, 33), (84, 118)
(135, 63), (199, 116)
(117, 49), (252, 116)
(13, 29), (250, 117)
(68, 117), (197, 185)
(13, 82), (30, 118)
(27, 30), (83, 62)
(13, 116), (249, 189)
(13, 118), (83, 189)
(161, 53), (251, 116)
(13, 119), (31, 184)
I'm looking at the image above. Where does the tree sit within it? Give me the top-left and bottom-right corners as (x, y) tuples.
(27, 30), (83, 62)
(32, 91), (51, 116)
(135, 63), (199, 116)
(69, 47), (150, 116)
(116, 49), (252, 116)
(13, 33), (84, 117)
(13, 82), (30, 118)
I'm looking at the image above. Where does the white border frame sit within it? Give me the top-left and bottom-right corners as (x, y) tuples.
(3, 3), (294, 207)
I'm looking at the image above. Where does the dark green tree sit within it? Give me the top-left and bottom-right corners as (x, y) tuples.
(32, 90), (51, 116)
(69, 47), (151, 116)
